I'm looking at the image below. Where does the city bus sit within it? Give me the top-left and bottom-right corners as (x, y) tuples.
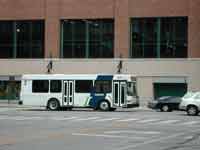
(19, 74), (139, 111)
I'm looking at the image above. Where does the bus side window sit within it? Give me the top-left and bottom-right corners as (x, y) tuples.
(75, 80), (93, 93)
(94, 80), (111, 93)
(50, 80), (62, 93)
(32, 80), (49, 93)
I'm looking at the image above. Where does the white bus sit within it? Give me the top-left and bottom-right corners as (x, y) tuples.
(19, 74), (139, 111)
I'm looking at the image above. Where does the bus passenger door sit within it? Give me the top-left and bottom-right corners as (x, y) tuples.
(113, 81), (127, 107)
(63, 81), (74, 106)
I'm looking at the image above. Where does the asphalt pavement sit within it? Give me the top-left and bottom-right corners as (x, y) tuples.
(0, 106), (199, 150)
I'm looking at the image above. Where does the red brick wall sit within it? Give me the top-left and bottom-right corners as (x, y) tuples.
(0, 0), (45, 19)
(0, 0), (199, 58)
(129, 0), (189, 17)
(188, 0), (200, 58)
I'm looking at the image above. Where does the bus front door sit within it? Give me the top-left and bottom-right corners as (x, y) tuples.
(113, 81), (127, 107)
(63, 81), (74, 106)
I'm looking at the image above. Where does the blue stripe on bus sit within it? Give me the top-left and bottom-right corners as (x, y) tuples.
(88, 75), (113, 108)
(96, 75), (113, 81)
(89, 94), (106, 109)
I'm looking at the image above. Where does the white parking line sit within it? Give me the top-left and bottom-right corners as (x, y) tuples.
(72, 117), (100, 121)
(117, 133), (184, 150)
(51, 116), (79, 121)
(137, 119), (159, 123)
(181, 121), (199, 126)
(93, 117), (120, 122)
(104, 130), (161, 135)
(117, 118), (140, 122)
(157, 120), (180, 124)
(72, 133), (147, 140)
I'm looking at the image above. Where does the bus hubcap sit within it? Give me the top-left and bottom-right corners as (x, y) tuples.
(50, 101), (57, 109)
(100, 102), (109, 110)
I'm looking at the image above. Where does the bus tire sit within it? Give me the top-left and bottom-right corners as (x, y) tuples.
(47, 98), (60, 111)
(98, 100), (110, 111)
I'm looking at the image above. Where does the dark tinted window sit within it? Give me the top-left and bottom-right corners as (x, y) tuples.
(0, 81), (21, 100)
(50, 80), (62, 93)
(16, 21), (44, 58)
(0, 21), (13, 58)
(32, 80), (49, 93)
(95, 80), (112, 93)
(131, 17), (188, 58)
(75, 80), (93, 93)
(0, 20), (44, 58)
(61, 19), (114, 58)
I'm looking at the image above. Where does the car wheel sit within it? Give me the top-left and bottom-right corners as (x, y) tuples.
(161, 105), (171, 112)
(99, 100), (110, 111)
(187, 106), (198, 116)
(47, 99), (60, 111)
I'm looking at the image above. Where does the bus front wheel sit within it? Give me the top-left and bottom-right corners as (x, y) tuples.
(99, 100), (110, 111)
(47, 99), (60, 111)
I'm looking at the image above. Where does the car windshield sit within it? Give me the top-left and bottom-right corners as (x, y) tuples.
(183, 92), (195, 99)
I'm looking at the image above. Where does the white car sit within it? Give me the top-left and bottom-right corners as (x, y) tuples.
(179, 92), (200, 116)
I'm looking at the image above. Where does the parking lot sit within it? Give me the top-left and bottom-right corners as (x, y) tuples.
(0, 107), (200, 150)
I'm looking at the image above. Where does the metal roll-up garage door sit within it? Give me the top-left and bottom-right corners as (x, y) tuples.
(153, 77), (187, 99)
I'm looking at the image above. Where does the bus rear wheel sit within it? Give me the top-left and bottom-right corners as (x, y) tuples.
(99, 100), (110, 111)
(47, 99), (60, 111)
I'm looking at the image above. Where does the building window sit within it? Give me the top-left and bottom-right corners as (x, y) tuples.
(50, 80), (62, 93)
(0, 81), (21, 100)
(130, 17), (188, 58)
(0, 21), (13, 58)
(32, 80), (49, 93)
(61, 19), (114, 58)
(0, 20), (44, 58)
(75, 80), (93, 93)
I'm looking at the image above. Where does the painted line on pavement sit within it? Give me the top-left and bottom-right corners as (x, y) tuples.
(117, 118), (140, 122)
(156, 120), (180, 124)
(181, 121), (199, 126)
(104, 130), (161, 135)
(72, 117), (100, 121)
(137, 119), (160, 123)
(72, 133), (146, 140)
(51, 116), (79, 121)
(118, 133), (184, 150)
(93, 118), (120, 122)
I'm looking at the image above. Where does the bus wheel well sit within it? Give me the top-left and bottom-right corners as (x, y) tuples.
(47, 98), (60, 111)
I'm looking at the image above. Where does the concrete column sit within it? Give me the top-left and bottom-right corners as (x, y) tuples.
(188, 0), (200, 58)
(114, 0), (129, 58)
(137, 77), (154, 107)
(45, 0), (60, 58)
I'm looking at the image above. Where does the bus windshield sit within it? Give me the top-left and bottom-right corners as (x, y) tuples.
(127, 82), (136, 96)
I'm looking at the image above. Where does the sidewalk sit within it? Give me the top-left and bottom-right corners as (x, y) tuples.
(0, 100), (25, 108)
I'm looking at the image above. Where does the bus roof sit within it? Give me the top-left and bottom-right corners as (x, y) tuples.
(22, 74), (135, 81)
